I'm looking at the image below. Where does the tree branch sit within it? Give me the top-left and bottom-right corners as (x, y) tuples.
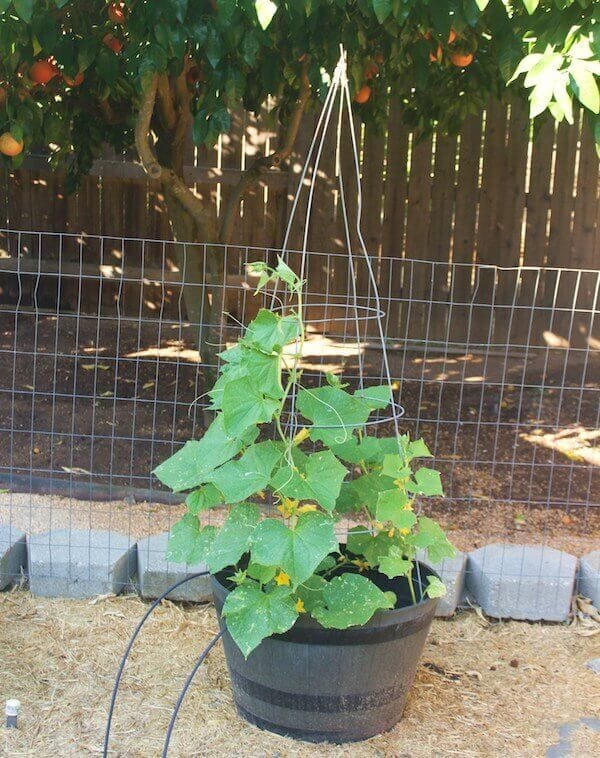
(156, 74), (178, 133)
(134, 74), (162, 179)
(134, 72), (217, 240)
(219, 60), (311, 244)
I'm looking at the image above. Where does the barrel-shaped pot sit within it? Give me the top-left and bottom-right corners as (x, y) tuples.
(211, 562), (439, 743)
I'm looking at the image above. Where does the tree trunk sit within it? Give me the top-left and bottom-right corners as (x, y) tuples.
(162, 186), (224, 424)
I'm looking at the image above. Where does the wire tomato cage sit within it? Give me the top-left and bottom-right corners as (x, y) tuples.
(104, 48), (413, 755)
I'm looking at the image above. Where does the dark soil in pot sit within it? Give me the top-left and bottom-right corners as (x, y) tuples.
(211, 561), (440, 743)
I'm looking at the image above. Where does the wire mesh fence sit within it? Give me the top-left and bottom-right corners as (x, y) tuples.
(0, 228), (598, 586)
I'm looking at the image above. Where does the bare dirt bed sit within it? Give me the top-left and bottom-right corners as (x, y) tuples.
(1, 591), (598, 757)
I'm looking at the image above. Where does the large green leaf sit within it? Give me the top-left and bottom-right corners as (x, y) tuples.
(406, 468), (444, 497)
(242, 309), (300, 353)
(185, 483), (224, 514)
(207, 441), (282, 502)
(375, 490), (416, 529)
(250, 511), (337, 586)
(339, 472), (396, 515)
(166, 515), (217, 565)
(296, 386), (373, 445)
(409, 517), (456, 564)
(222, 583), (297, 658)
(207, 503), (260, 573)
(378, 545), (413, 579)
(311, 574), (395, 629)
(372, 0), (392, 24)
(221, 376), (279, 436)
(353, 384), (391, 410)
(270, 450), (347, 512)
(153, 416), (256, 491)
(570, 62), (600, 114)
(346, 527), (395, 568)
(13, 0), (33, 22)
(254, 0), (278, 30)
(331, 435), (400, 465)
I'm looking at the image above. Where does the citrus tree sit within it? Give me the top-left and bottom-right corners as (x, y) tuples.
(0, 1), (597, 338)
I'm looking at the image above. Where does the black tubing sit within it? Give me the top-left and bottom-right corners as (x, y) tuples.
(161, 629), (225, 757)
(103, 571), (210, 757)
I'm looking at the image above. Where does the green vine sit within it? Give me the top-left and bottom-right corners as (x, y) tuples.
(155, 259), (455, 658)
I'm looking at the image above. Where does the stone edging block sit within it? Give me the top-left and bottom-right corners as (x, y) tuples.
(466, 543), (577, 622)
(0, 525), (27, 590)
(28, 529), (137, 598)
(578, 550), (600, 608)
(137, 532), (212, 602)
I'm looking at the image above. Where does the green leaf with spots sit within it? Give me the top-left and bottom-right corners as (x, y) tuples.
(407, 438), (433, 460)
(270, 450), (347, 512)
(207, 441), (282, 503)
(250, 511), (337, 586)
(221, 376), (279, 436)
(166, 515), (216, 565)
(206, 503), (260, 573)
(153, 415), (256, 491)
(222, 583), (297, 658)
(425, 575), (447, 598)
(379, 545), (413, 579)
(311, 574), (395, 629)
(406, 468), (444, 497)
(295, 574), (327, 612)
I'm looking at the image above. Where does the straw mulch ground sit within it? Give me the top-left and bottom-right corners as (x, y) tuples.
(1, 591), (599, 757)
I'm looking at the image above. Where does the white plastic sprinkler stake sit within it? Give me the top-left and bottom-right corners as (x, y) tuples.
(5, 699), (20, 728)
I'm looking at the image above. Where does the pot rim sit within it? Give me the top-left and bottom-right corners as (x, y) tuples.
(212, 559), (440, 634)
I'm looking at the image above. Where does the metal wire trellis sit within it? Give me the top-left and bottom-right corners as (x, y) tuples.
(0, 62), (598, 591)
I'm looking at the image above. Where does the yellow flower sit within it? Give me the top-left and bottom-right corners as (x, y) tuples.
(388, 528), (395, 538)
(292, 428), (310, 446)
(297, 504), (317, 514)
(274, 571), (291, 586)
(295, 598), (306, 613)
(374, 521), (384, 531)
(277, 498), (299, 518)
(350, 558), (370, 572)
(399, 527), (411, 536)
(403, 502), (414, 511)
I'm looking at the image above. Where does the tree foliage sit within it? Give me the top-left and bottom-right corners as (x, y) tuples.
(0, 0), (597, 211)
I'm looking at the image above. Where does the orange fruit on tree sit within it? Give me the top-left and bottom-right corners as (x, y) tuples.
(29, 60), (58, 85)
(354, 84), (371, 104)
(448, 29), (457, 44)
(63, 71), (84, 87)
(429, 45), (443, 63)
(451, 52), (473, 67)
(108, 2), (126, 25)
(103, 33), (123, 54)
(0, 132), (24, 157)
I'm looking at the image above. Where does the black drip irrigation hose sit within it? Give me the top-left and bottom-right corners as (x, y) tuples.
(161, 628), (226, 757)
(103, 571), (224, 757)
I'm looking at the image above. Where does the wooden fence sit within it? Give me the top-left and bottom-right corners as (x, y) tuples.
(0, 96), (598, 349)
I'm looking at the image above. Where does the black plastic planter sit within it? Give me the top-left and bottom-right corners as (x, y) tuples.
(211, 562), (440, 743)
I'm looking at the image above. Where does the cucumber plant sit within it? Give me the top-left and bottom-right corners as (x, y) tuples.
(154, 259), (455, 657)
